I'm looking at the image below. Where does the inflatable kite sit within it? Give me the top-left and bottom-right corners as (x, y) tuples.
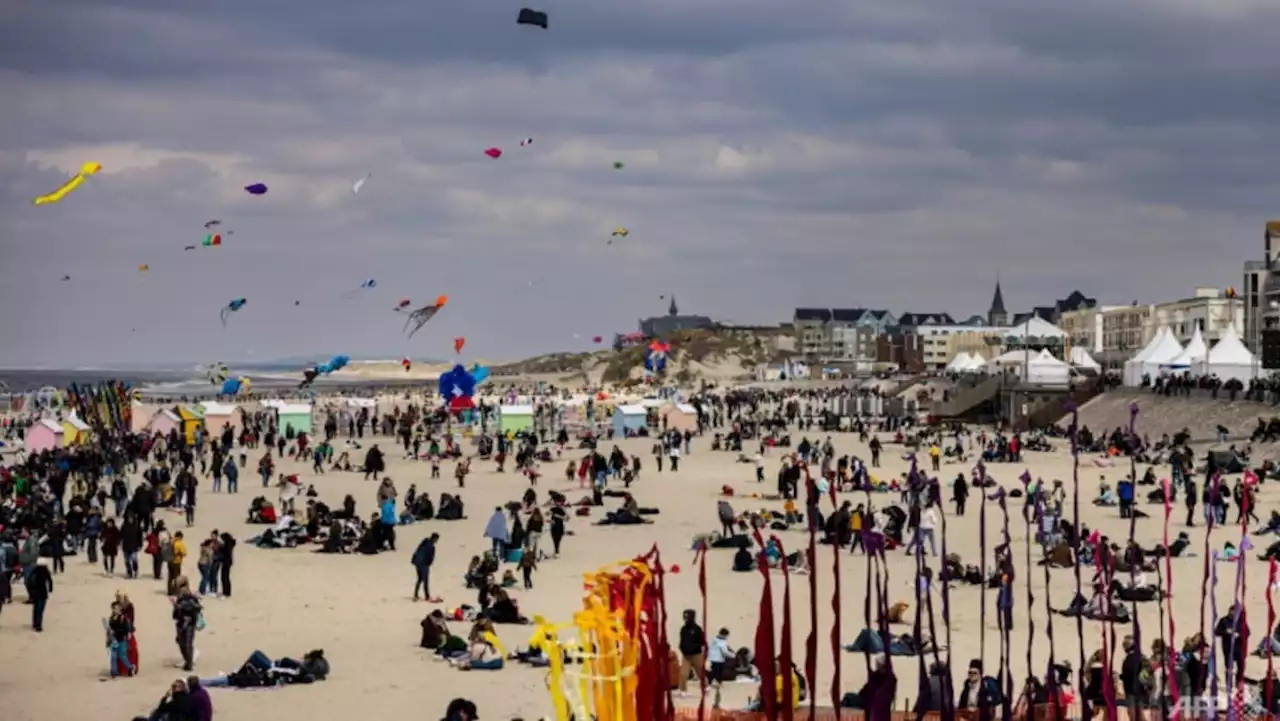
(205, 362), (229, 385)
(517, 8), (548, 29)
(352, 173), (371, 195)
(244, 183), (268, 195)
(454, 337), (466, 354)
(592, 336), (603, 344)
(404, 295), (448, 338)
(219, 376), (251, 396)
(298, 368), (319, 389)
(438, 364), (477, 412)
(203, 234), (221, 247)
(471, 364), (490, 385)
(645, 340), (669, 375)
(484, 147), (502, 159)
(33, 162), (101, 206)
(401, 358), (412, 372)
(220, 298), (247, 326)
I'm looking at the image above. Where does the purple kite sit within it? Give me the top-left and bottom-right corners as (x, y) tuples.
(244, 183), (268, 195)
(484, 148), (502, 159)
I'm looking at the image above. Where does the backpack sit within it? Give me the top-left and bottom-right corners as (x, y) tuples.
(160, 536), (174, 563)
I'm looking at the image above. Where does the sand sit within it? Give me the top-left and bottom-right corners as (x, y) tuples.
(3, 423), (1272, 720)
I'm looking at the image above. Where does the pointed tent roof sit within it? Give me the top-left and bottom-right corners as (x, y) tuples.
(1206, 323), (1255, 365)
(1165, 327), (1208, 367)
(1069, 346), (1102, 369)
(968, 350), (987, 367)
(946, 352), (974, 371)
(1130, 326), (1170, 363)
(1144, 326), (1185, 364)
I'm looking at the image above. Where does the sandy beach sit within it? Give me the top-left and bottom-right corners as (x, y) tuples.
(3, 394), (1274, 721)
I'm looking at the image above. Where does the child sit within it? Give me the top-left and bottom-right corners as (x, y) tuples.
(518, 550), (537, 590)
(431, 456), (441, 480)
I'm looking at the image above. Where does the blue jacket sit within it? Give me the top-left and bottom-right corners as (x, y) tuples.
(412, 539), (436, 569)
(380, 499), (397, 526)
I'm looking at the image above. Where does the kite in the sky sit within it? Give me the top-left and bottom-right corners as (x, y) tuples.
(484, 148), (503, 159)
(138, 264), (149, 273)
(520, 138), (534, 147)
(184, 245), (197, 251)
(454, 337), (466, 354)
(517, 8), (548, 29)
(613, 161), (625, 170)
(204, 220), (221, 228)
(404, 294), (448, 338)
(220, 298), (247, 326)
(298, 368), (319, 389)
(205, 362), (230, 385)
(204, 234), (222, 247)
(352, 173), (371, 195)
(394, 299), (412, 311)
(607, 227), (630, 244)
(220, 376), (251, 396)
(343, 278), (377, 299)
(60, 275), (71, 282)
(401, 357), (412, 372)
(592, 336), (603, 344)
(33, 162), (102, 206)
(244, 183), (268, 195)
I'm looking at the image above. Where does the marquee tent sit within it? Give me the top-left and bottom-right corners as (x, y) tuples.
(946, 352), (974, 372)
(1123, 326), (1182, 386)
(1026, 349), (1073, 385)
(1193, 324), (1258, 383)
(1163, 327), (1208, 370)
(1068, 346), (1102, 371)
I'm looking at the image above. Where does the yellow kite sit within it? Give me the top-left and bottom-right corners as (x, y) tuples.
(33, 162), (102, 205)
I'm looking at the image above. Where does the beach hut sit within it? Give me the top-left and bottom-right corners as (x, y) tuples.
(661, 402), (698, 432)
(61, 413), (92, 446)
(613, 404), (648, 438)
(130, 402), (155, 434)
(26, 419), (64, 453)
(499, 404), (534, 434)
(200, 401), (242, 437)
(174, 405), (205, 445)
(277, 403), (313, 436)
(146, 409), (181, 437)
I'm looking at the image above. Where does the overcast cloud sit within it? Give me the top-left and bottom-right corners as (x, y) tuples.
(2, 0), (1279, 366)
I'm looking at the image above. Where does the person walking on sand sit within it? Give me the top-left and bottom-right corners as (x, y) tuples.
(215, 532), (236, 598)
(411, 532), (438, 602)
(25, 557), (54, 632)
(167, 531), (187, 596)
(101, 518), (121, 576)
(121, 513), (142, 579)
(677, 609), (705, 696)
(172, 584), (203, 671)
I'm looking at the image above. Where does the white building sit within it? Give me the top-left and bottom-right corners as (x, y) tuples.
(1061, 287), (1242, 370)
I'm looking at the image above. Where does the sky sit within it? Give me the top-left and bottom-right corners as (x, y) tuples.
(2, 0), (1280, 367)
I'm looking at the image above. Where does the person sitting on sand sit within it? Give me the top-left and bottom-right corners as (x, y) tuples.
(486, 587), (528, 625)
(1093, 483), (1118, 507)
(732, 546), (754, 572)
(420, 610), (451, 649)
(450, 636), (503, 670)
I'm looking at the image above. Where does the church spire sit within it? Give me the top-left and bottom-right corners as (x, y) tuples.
(988, 277), (1008, 326)
(668, 294), (679, 316)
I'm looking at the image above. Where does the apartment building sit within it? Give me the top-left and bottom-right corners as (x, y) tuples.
(792, 308), (896, 367)
(1061, 287), (1243, 369)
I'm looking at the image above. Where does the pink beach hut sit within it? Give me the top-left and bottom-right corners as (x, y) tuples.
(200, 401), (242, 437)
(130, 402), (156, 434)
(25, 419), (64, 453)
(145, 408), (181, 437)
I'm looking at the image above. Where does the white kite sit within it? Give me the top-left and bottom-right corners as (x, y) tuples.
(352, 173), (372, 195)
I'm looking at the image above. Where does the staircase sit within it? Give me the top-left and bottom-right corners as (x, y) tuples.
(931, 375), (1005, 418)
(1022, 377), (1106, 431)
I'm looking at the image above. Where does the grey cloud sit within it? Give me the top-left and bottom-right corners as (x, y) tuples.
(0, 0), (1277, 366)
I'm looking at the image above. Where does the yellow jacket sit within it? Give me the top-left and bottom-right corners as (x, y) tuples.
(172, 538), (187, 565)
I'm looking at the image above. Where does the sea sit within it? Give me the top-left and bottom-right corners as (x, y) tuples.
(0, 363), (430, 398)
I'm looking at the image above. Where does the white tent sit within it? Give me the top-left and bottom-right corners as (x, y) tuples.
(1123, 326), (1181, 386)
(1163, 327), (1208, 370)
(967, 351), (987, 370)
(1193, 324), (1258, 383)
(946, 352), (974, 372)
(1068, 346), (1102, 370)
(1027, 349), (1073, 385)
